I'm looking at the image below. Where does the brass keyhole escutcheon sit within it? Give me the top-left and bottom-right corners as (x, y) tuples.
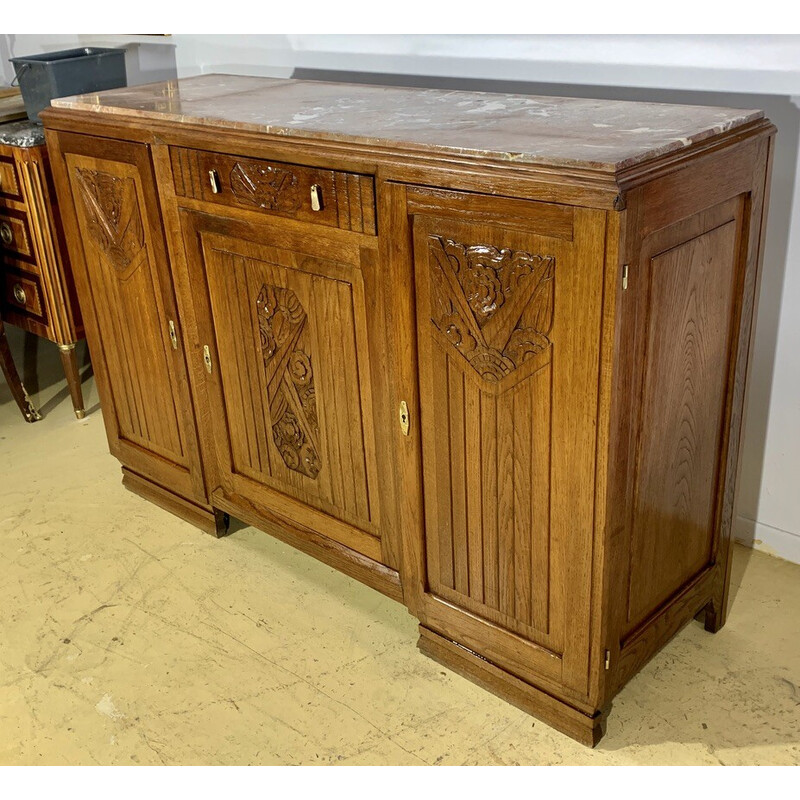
(399, 400), (410, 436)
(12, 283), (26, 305)
(203, 344), (213, 374)
(0, 222), (12, 245)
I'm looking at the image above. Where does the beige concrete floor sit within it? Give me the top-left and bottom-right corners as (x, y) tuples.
(1, 326), (799, 766)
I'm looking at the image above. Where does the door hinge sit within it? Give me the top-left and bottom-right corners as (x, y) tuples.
(168, 320), (178, 350)
(604, 649), (611, 670)
(203, 344), (213, 374)
(399, 400), (410, 436)
(622, 264), (629, 291)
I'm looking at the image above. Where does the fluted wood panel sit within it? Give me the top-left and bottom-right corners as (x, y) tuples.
(171, 147), (376, 234)
(65, 156), (186, 463)
(200, 236), (377, 536)
(412, 211), (572, 647)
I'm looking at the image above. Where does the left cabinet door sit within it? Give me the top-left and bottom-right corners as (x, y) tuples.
(47, 132), (210, 518)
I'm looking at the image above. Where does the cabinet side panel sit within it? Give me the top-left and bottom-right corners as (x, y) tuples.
(628, 221), (738, 623)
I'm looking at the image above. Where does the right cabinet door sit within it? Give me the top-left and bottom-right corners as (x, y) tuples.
(389, 185), (607, 697)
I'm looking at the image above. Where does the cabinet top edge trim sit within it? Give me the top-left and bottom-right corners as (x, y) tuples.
(41, 112), (774, 212)
(44, 74), (766, 173)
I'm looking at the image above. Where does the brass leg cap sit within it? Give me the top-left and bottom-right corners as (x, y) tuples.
(75, 409), (86, 420)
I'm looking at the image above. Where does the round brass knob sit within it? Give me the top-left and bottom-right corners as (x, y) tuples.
(12, 283), (26, 305)
(0, 222), (12, 245)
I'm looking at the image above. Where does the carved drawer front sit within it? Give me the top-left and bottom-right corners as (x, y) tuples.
(0, 154), (22, 201)
(0, 208), (34, 262)
(2, 268), (46, 322)
(171, 147), (376, 234)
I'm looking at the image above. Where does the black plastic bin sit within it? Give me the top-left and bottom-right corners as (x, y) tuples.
(10, 47), (127, 123)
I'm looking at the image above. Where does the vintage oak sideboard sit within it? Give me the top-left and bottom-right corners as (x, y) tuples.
(41, 76), (774, 746)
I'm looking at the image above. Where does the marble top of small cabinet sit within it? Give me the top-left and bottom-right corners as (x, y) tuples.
(48, 74), (762, 172)
(0, 119), (45, 148)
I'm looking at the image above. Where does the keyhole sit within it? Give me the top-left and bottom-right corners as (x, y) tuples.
(399, 400), (410, 435)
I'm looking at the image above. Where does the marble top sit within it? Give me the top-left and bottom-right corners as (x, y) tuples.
(0, 119), (45, 148)
(49, 74), (763, 171)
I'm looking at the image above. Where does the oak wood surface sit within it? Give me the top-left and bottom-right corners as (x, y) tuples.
(41, 81), (775, 746)
(45, 131), (207, 502)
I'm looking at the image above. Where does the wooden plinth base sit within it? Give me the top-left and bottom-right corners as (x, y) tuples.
(418, 626), (607, 747)
(122, 468), (228, 537)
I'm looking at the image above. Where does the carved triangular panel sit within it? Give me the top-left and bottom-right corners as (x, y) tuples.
(75, 168), (145, 273)
(230, 162), (301, 211)
(428, 235), (555, 384)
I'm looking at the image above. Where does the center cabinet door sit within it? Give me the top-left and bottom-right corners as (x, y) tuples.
(178, 210), (385, 564)
(387, 184), (607, 698)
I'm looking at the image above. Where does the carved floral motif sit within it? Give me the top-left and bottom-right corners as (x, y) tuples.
(230, 162), (301, 211)
(256, 284), (320, 479)
(75, 168), (145, 271)
(428, 236), (555, 382)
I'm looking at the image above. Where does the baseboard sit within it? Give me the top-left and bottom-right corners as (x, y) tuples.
(734, 515), (800, 564)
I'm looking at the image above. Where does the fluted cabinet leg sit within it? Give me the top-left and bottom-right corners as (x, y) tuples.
(58, 342), (85, 419)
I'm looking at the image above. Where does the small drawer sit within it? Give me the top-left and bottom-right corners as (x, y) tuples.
(2, 269), (46, 321)
(171, 147), (376, 235)
(0, 155), (22, 201)
(0, 209), (34, 261)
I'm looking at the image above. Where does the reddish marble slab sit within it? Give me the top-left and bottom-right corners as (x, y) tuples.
(50, 74), (763, 171)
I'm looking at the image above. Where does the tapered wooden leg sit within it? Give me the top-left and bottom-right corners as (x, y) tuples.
(58, 342), (85, 419)
(0, 319), (41, 423)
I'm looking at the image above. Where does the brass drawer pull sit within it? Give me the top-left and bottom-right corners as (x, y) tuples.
(12, 283), (26, 305)
(208, 169), (221, 194)
(310, 184), (322, 212)
(0, 222), (12, 245)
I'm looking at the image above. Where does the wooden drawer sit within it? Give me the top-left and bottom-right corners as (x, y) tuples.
(0, 208), (34, 262)
(0, 154), (22, 201)
(171, 147), (376, 235)
(2, 268), (46, 322)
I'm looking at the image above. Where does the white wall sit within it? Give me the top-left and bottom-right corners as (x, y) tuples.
(4, 34), (800, 563)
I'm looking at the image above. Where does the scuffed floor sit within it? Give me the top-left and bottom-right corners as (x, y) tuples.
(1, 327), (798, 765)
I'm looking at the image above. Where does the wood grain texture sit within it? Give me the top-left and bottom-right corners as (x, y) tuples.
(403, 192), (607, 699)
(177, 208), (384, 562)
(40, 83), (775, 746)
(418, 626), (607, 747)
(122, 468), (227, 537)
(0, 140), (83, 415)
(46, 130), (208, 506)
(0, 154), (22, 201)
(171, 147), (376, 234)
(628, 220), (739, 624)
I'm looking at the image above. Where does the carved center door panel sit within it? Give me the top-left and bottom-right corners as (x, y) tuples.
(389, 185), (607, 698)
(54, 133), (205, 502)
(178, 211), (383, 562)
